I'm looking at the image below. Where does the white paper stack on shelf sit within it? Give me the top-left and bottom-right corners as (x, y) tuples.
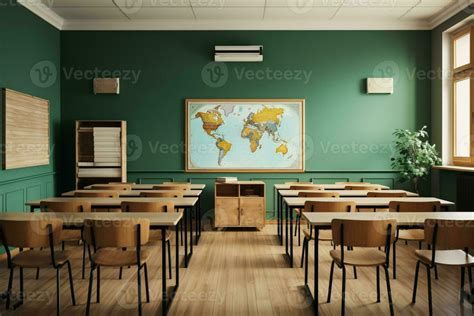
(93, 127), (121, 165)
(77, 168), (122, 178)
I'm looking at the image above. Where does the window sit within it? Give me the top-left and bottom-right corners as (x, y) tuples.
(452, 26), (473, 166)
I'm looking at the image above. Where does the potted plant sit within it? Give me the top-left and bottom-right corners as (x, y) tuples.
(391, 126), (442, 194)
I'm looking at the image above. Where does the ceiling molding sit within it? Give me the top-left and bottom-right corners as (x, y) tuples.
(17, 0), (64, 30)
(429, 1), (474, 29)
(61, 19), (430, 31)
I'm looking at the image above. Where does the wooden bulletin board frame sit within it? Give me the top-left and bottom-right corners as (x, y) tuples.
(1, 88), (50, 170)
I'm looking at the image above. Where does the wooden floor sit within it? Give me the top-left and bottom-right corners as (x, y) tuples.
(0, 225), (472, 315)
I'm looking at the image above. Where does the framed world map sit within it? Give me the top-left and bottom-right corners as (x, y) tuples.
(185, 99), (305, 172)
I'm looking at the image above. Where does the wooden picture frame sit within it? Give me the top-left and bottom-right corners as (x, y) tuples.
(185, 99), (305, 173)
(2, 88), (50, 170)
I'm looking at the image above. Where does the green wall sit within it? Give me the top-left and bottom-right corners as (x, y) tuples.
(60, 30), (431, 217)
(0, 0), (60, 211)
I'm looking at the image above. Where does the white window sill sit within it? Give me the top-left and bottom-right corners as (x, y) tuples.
(433, 165), (474, 173)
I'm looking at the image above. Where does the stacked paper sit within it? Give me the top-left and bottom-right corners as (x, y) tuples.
(77, 168), (121, 178)
(93, 127), (121, 164)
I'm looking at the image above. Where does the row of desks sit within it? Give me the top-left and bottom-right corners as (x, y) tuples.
(24, 183), (206, 316)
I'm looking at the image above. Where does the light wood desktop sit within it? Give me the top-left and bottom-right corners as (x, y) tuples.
(62, 189), (202, 197)
(84, 183), (206, 190)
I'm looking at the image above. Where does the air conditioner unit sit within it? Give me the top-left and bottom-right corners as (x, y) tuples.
(214, 46), (263, 62)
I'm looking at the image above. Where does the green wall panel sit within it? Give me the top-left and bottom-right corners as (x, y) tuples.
(5, 189), (24, 212)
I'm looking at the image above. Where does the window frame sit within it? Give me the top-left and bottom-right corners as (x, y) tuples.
(451, 25), (474, 166)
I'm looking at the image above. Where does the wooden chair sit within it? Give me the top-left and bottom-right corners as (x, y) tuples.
(412, 219), (474, 315)
(153, 185), (190, 191)
(366, 191), (408, 212)
(74, 191), (121, 212)
(122, 201), (175, 279)
(301, 201), (357, 283)
(345, 185), (382, 190)
(285, 181), (312, 185)
(163, 182), (190, 185)
(328, 219), (396, 316)
(294, 191), (340, 246)
(83, 219), (151, 316)
(289, 185), (324, 191)
(389, 201), (441, 279)
(335, 182), (371, 185)
(0, 219), (76, 314)
(40, 201), (92, 279)
(109, 182), (136, 185)
(90, 184), (131, 191)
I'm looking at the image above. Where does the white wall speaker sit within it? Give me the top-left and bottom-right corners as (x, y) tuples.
(367, 78), (393, 94)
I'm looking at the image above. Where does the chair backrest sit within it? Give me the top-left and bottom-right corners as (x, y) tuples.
(336, 182), (371, 185)
(332, 219), (397, 247)
(83, 219), (150, 248)
(285, 182), (312, 185)
(289, 185), (324, 191)
(367, 192), (408, 198)
(153, 185), (190, 191)
(74, 191), (119, 198)
(424, 219), (474, 249)
(140, 191), (184, 198)
(304, 201), (355, 213)
(91, 184), (131, 191)
(163, 182), (190, 185)
(121, 201), (175, 213)
(40, 201), (92, 213)
(109, 182), (136, 185)
(298, 191), (340, 198)
(0, 219), (63, 248)
(345, 185), (381, 191)
(389, 201), (441, 213)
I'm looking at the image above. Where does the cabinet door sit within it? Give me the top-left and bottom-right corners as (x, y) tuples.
(215, 198), (240, 227)
(239, 198), (265, 228)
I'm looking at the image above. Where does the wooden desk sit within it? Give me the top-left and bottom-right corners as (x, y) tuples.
(84, 183), (206, 190)
(274, 183), (390, 245)
(62, 189), (202, 197)
(0, 211), (183, 316)
(279, 189), (417, 197)
(301, 211), (474, 316)
(26, 197), (198, 268)
(282, 197), (455, 268)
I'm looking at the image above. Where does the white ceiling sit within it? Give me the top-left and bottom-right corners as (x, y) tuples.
(19, 0), (474, 30)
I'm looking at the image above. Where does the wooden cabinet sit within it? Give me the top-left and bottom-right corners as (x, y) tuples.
(214, 181), (265, 229)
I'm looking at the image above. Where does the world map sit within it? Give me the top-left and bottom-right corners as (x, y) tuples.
(186, 101), (304, 171)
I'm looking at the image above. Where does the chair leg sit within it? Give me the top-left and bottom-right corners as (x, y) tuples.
(86, 266), (95, 316)
(144, 264), (150, 303)
(82, 243), (86, 280)
(341, 265), (346, 316)
(19, 267), (24, 306)
(376, 266), (380, 303)
(461, 267), (465, 303)
(137, 263), (142, 316)
(384, 266), (394, 316)
(353, 266), (357, 279)
(392, 241), (397, 279)
(6, 267), (14, 309)
(67, 261), (76, 306)
(297, 216), (301, 246)
(180, 221), (184, 246)
(412, 260), (421, 303)
(426, 265), (433, 316)
(294, 215), (298, 237)
(469, 267), (473, 303)
(327, 260), (335, 303)
(56, 268), (60, 316)
(36, 267), (40, 280)
(167, 240), (172, 280)
(62, 241), (65, 251)
(434, 264), (439, 280)
(300, 238), (306, 268)
(304, 239), (309, 285)
(96, 266), (100, 303)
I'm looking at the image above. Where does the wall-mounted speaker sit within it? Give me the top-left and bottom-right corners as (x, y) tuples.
(367, 78), (393, 94)
(93, 78), (120, 94)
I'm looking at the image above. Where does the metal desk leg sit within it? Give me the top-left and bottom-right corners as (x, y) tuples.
(277, 189), (282, 244)
(162, 227), (168, 316)
(289, 206), (294, 268)
(189, 207), (193, 256)
(196, 197), (201, 244)
(184, 208), (188, 268)
(285, 201), (289, 256)
(314, 227), (319, 315)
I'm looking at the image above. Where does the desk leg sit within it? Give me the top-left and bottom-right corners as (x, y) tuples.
(285, 201), (289, 257)
(184, 208), (188, 268)
(30, 206), (35, 213)
(196, 197), (201, 244)
(277, 189), (281, 244)
(289, 206), (294, 268)
(175, 223), (180, 288)
(162, 228), (168, 316)
(189, 207), (193, 256)
(314, 227), (319, 316)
